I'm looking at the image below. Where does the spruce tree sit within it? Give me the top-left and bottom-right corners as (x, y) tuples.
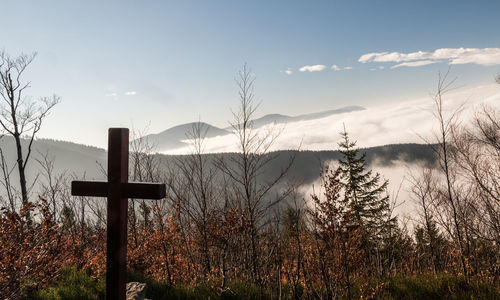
(338, 128), (393, 233)
(337, 128), (397, 273)
(414, 216), (446, 273)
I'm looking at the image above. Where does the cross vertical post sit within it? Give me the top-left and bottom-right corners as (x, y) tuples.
(107, 128), (129, 300)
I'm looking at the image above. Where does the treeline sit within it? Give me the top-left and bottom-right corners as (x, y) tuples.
(0, 64), (499, 299)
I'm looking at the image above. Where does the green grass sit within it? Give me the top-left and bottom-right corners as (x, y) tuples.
(364, 273), (499, 300)
(25, 267), (105, 300)
(128, 272), (287, 299)
(26, 269), (499, 300)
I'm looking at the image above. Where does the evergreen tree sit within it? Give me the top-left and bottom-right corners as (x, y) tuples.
(414, 216), (447, 273)
(338, 128), (394, 238)
(337, 128), (397, 274)
(311, 166), (364, 299)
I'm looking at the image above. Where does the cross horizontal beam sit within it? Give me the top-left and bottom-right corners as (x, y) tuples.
(123, 182), (166, 199)
(71, 181), (107, 197)
(72, 181), (166, 199)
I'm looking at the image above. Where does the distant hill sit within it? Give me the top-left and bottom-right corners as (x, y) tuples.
(290, 105), (366, 122)
(0, 136), (436, 199)
(135, 122), (230, 152)
(225, 105), (366, 130)
(138, 106), (367, 152)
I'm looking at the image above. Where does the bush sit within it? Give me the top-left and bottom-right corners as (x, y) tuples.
(25, 267), (105, 300)
(370, 273), (499, 300)
(128, 272), (265, 299)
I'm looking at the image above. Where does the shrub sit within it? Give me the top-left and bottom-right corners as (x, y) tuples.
(371, 273), (499, 300)
(25, 267), (105, 300)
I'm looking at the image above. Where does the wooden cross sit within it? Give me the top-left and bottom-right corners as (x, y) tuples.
(71, 128), (166, 300)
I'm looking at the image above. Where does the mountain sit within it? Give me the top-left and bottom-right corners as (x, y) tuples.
(293, 105), (365, 121)
(138, 106), (367, 152)
(135, 122), (230, 152)
(226, 105), (366, 130)
(243, 113), (291, 129)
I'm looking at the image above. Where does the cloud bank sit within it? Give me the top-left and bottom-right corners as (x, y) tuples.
(299, 65), (327, 72)
(359, 47), (500, 68)
(391, 60), (437, 68)
(296, 64), (352, 73)
(165, 83), (500, 155)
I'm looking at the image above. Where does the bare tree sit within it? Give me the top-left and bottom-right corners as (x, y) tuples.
(0, 51), (59, 206)
(216, 64), (295, 285)
(0, 146), (16, 211)
(408, 168), (440, 273)
(422, 70), (469, 279)
(450, 106), (500, 277)
(129, 126), (160, 248)
(36, 151), (68, 220)
(185, 122), (221, 279)
(165, 122), (222, 279)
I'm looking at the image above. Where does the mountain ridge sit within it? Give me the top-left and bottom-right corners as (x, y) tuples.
(135, 105), (366, 152)
(224, 105), (365, 130)
(136, 122), (230, 151)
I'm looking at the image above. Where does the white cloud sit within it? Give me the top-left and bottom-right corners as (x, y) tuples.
(299, 64), (327, 72)
(391, 60), (438, 68)
(164, 83), (500, 154)
(359, 47), (500, 68)
(332, 65), (354, 71)
(124, 91), (137, 96)
(359, 52), (388, 63)
(105, 93), (117, 97)
(448, 48), (500, 65)
(297, 64), (351, 72)
(284, 68), (293, 75)
(359, 50), (431, 63)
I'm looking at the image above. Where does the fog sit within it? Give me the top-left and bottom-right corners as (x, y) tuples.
(165, 83), (500, 155)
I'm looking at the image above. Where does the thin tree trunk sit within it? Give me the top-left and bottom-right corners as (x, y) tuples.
(14, 134), (28, 205)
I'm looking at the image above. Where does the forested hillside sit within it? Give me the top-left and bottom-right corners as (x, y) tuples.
(0, 135), (436, 201)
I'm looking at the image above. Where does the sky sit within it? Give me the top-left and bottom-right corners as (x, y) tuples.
(1, 0), (500, 148)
